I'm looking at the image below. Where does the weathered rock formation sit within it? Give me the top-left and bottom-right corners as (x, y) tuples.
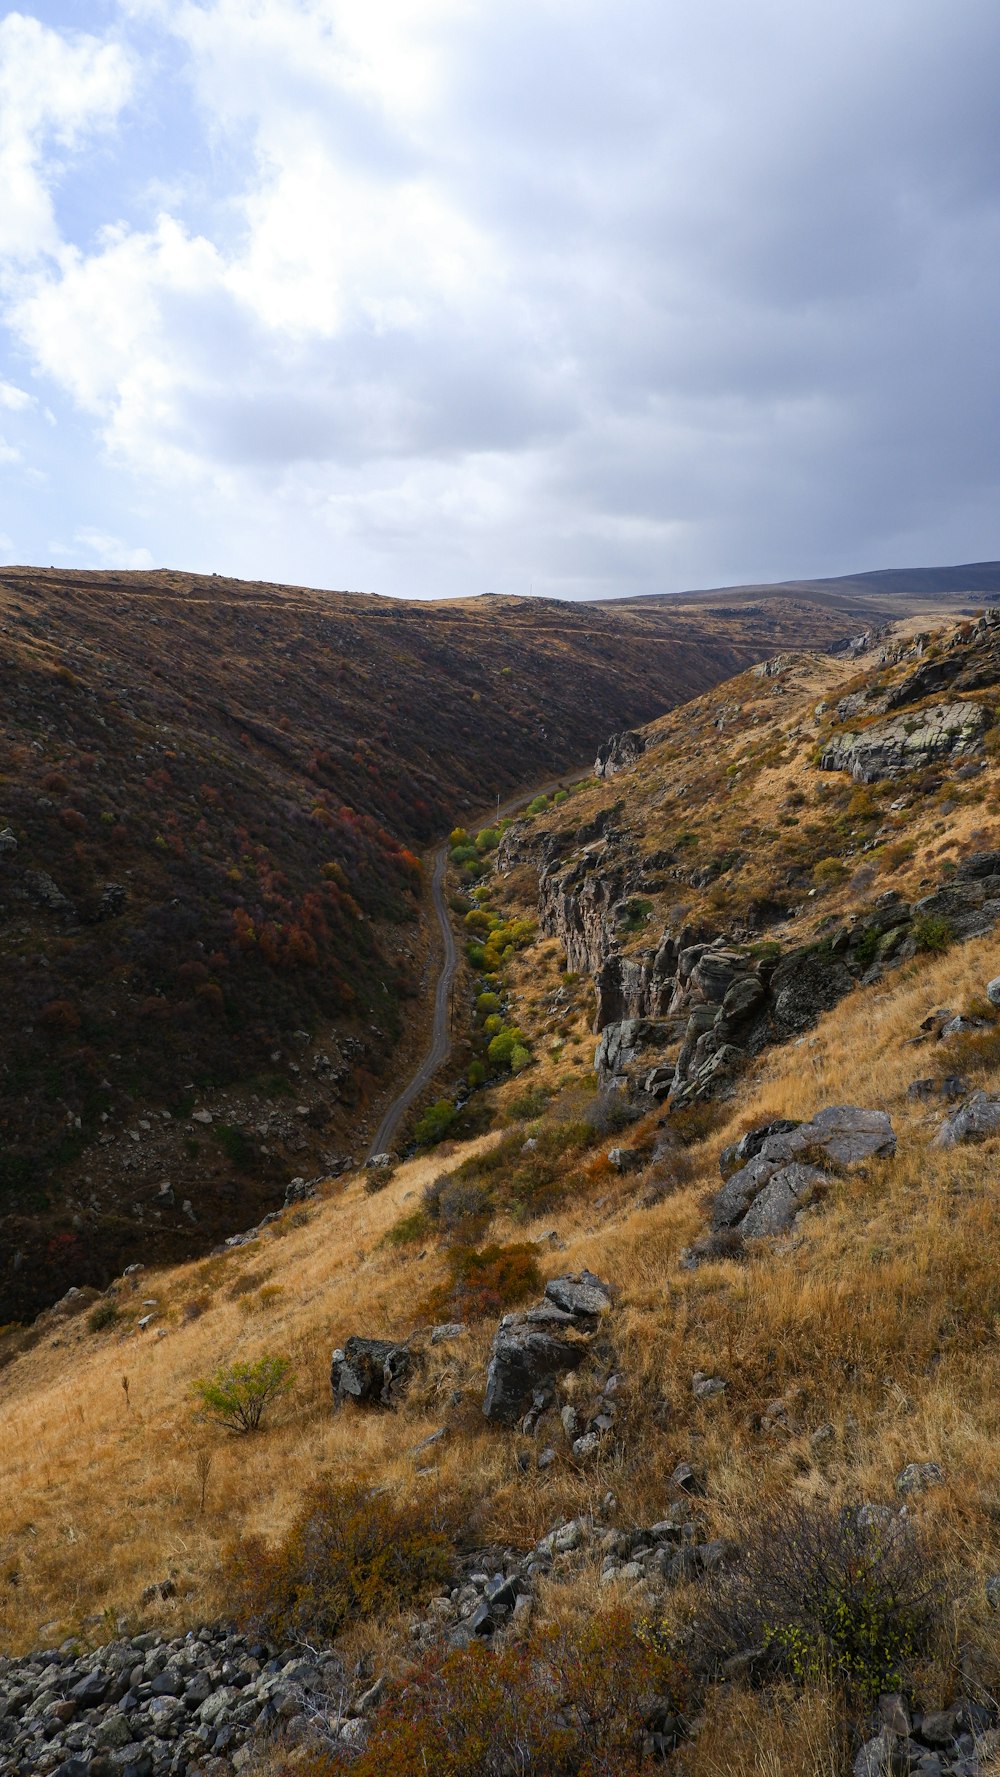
(595, 729), (646, 777)
(483, 1272), (613, 1426)
(818, 701), (990, 782)
(706, 1106), (896, 1241)
(330, 1336), (411, 1408)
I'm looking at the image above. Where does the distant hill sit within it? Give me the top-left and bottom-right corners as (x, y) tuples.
(611, 558), (1000, 616)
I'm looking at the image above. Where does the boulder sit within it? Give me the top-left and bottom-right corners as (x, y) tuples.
(711, 1107), (895, 1233)
(483, 1325), (587, 1425)
(932, 1090), (1000, 1148)
(595, 730), (646, 778)
(720, 1119), (801, 1179)
(594, 1018), (672, 1082)
(331, 1336), (411, 1408)
(987, 977), (1000, 1007)
(544, 1272), (613, 1318)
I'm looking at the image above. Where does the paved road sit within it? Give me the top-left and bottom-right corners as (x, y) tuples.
(365, 766), (589, 1159)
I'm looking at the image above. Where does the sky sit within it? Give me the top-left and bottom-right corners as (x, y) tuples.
(0, 0), (997, 601)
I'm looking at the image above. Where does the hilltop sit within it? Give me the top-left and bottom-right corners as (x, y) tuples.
(5, 603), (1000, 1774)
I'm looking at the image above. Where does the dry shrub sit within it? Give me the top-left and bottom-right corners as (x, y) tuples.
(352, 1606), (687, 1777)
(679, 1680), (849, 1777)
(221, 1480), (456, 1642)
(417, 1241), (542, 1323)
(696, 1500), (942, 1709)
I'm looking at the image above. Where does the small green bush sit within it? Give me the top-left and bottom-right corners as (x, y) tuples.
(913, 913), (953, 953)
(87, 1299), (120, 1333)
(413, 1098), (457, 1146)
(467, 1059), (487, 1088)
(192, 1354), (294, 1434)
(509, 1043), (532, 1074)
(476, 991), (501, 1016)
(525, 795), (549, 815)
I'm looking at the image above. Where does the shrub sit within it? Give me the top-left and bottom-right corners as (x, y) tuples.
(476, 992), (501, 1016)
(385, 1208), (431, 1246)
(87, 1299), (120, 1333)
(352, 1608), (686, 1777)
(413, 1098), (457, 1146)
(509, 1043), (532, 1074)
(525, 795), (549, 815)
(192, 1354), (294, 1433)
(467, 1059), (487, 1088)
(222, 1480), (455, 1642)
(697, 1501), (939, 1706)
(213, 1123), (256, 1170)
(913, 913), (953, 953)
(487, 1026), (525, 1070)
(854, 926), (880, 965)
(418, 1242), (541, 1322)
(812, 856), (848, 888)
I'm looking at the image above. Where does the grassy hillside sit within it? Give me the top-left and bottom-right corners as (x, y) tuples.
(5, 608), (1000, 1773)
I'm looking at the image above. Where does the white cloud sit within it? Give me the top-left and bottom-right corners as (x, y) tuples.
(0, 13), (134, 263)
(74, 526), (154, 570)
(0, 378), (33, 409)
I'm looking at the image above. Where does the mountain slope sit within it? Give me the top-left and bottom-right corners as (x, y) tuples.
(3, 609), (1000, 1777)
(0, 564), (875, 1322)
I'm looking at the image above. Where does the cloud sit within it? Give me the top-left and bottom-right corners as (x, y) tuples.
(0, 0), (998, 596)
(0, 13), (134, 263)
(73, 526), (154, 570)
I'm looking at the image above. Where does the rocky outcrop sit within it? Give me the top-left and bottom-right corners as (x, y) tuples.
(595, 729), (646, 777)
(331, 1336), (411, 1408)
(818, 701), (990, 782)
(483, 1272), (612, 1426)
(709, 1106), (896, 1239)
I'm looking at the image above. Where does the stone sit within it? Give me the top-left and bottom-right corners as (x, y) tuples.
(607, 1146), (640, 1172)
(543, 1272), (613, 1318)
(484, 1324), (587, 1425)
(430, 1323), (466, 1344)
(331, 1337), (411, 1407)
(670, 1460), (704, 1495)
(986, 977), (1000, 1007)
(0, 828), (17, 855)
(985, 1575), (1000, 1610)
(691, 1372), (726, 1400)
(933, 1091), (1000, 1148)
(70, 1670), (110, 1705)
(595, 730), (646, 777)
(895, 1461), (944, 1495)
(738, 1162), (828, 1237)
(769, 951), (855, 1035)
(719, 1120), (801, 1178)
(572, 1432), (601, 1460)
(594, 1018), (672, 1081)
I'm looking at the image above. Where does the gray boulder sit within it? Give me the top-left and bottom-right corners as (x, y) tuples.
(331, 1336), (411, 1407)
(544, 1272), (613, 1318)
(594, 1018), (672, 1081)
(483, 1325), (587, 1425)
(738, 1163), (828, 1238)
(932, 1090), (1000, 1148)
(595, 730), (646, 778)
(712, 1106), (895, 1234)
(987, 976), (1000, 1007)
(769, 951), (855, 1034)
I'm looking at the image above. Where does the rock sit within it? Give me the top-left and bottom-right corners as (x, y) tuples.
(691, 1372), (726, 1400)
(719, 1120), (800, 1178)
(595, 730), (646, 777)
(895, 1461), (944, 1495)
(853, 1729), (899, 1777)
(819, 702), (991, 782)
(670, 1460), (704, 1495)
(769, 951), (856, 1034)
(607, 1146), (640, 1172)
(933, 1091), (1000, 1148)
(483, 1324), (587, 1425)
(0, 827), (17, 855)
(572, 1432), (601, 1460)
(980, 972), (999, 1004)
(430, 1322), (466, 1344)
(917, 1709), (958, 1747)
(70, 1669), (111, 1705)
(986, 1575), (1000, 1611)
(738, 1162), (828, 1237)
(331, 1336), (411, 1408)
(543, 1272), (613, 1318)
(594, 1018), (672, 1082)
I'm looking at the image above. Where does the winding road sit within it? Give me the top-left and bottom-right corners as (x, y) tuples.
(366, 768), (588, 1158)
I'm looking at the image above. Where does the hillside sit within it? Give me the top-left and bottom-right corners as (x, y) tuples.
(4, 606), (1000, 1775)
(0, 564), (876, 1324)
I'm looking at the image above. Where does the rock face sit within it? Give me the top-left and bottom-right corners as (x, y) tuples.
(595, 730), (646, 777)
(330, 1336), (411, 1408)
(483, 1272), (612, 1426)
(818, 701), (990, 782)
(710, 1106), (896, 1238)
